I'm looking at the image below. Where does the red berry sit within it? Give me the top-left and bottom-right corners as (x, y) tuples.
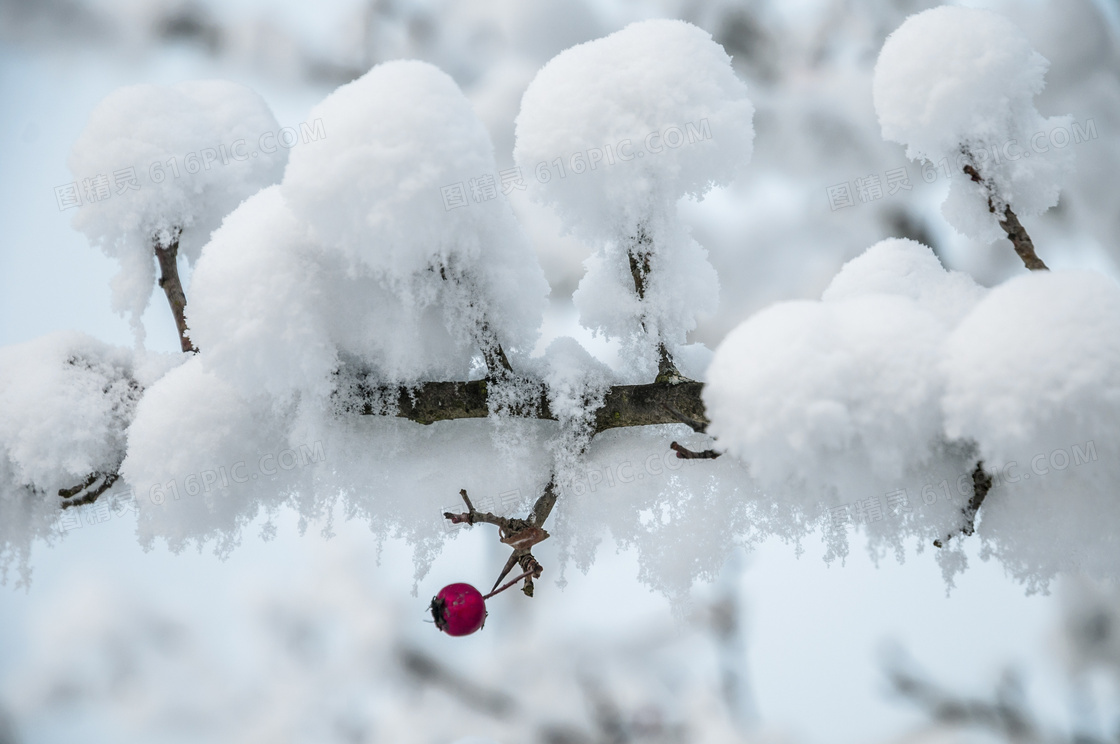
(430, 582), (487, 636)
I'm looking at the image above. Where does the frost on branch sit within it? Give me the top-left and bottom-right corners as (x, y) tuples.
(706, 237), (1120, 588)
(873, 7), (1072, 250)
(0, 333), (177, 581)
(705, 239), (979, 494)
(112, 60), (554, 558)
(69, 81), (286, 340)
(701, 239), (984, 565)
(537, 337), (613, 483)
(941, 270), (1120, 588)
(515, 19), (753, 380)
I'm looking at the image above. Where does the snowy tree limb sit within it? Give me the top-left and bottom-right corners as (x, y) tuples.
(669, 441), (722, 459)
(58, 471), (120, 510)
(435, 263), (513, 377)
(962, 164), (1049, 271)
(397, 647), (516, 718)
(154, 227), (199, 353)
(348, 378), (709, 433)
(55, 378), (710, 508)
(933, 461), (993, 549)
(627, 226), (690, 384)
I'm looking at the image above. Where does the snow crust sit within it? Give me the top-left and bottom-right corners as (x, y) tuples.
(822, 238), (987, 326)
(708, 236), (1120, 585)
(707, 240), (981, 493)
(705, 295), (947, 491)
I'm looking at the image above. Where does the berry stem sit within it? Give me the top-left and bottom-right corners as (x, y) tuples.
(482, 569), (536, 600)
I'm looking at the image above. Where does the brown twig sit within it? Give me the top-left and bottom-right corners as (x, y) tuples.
(934, 461), (993, 548)
(660, 402), (710, 434)
(154, 227), (198, 353)
(442, 488), (505, 528)
(962, 164), (1048, 271)
(483, 569), (537, 600)
(670, 441), (721, 459)
(58, 471), (120, 509)
(50, 379), (714, 512)
(445, 484), (554, 597)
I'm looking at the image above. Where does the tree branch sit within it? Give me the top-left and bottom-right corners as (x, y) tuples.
(154, 227), (198, 353)
(444, 485), (553, 597)
(436, 263), (513, 378)
(58, 471), (120, 509)
(345, 378), (709, 433)
(670, 441), (721, 459)
(628, 225), (690, 384)
(962, 164), (1049, 271)
(56, 361), (711, 512)
(933, 461), (992, 549)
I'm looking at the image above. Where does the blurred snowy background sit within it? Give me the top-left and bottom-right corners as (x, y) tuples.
(2, 0), (1120, 742)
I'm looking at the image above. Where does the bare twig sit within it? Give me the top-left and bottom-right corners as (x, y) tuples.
(445, 484), (553, 597)
(934, 461), (993, 549)
(442, 488), (506, 528)
(669, 441), (721, 460)
(483, 569), (537, 599)
(154, 227), (198, 353)
(961, 462), (993, 537)
(58, 471), (120, 509)
(962, 164), (1049, 271)
(659, 402), (709, 434)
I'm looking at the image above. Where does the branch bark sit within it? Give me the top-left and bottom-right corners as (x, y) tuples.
(933, 461), (992, 549)
(962, 164), (1049, 271)
(58, 471), (120, 509)
(57, 378), (711, 507)
(154, 227), (198, 353)
(444, 485), (555, 596)
(348, 378), (709, 433)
